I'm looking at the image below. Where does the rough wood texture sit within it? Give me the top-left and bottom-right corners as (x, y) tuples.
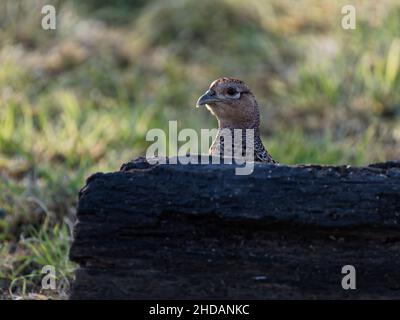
(70, 157), (400, 299)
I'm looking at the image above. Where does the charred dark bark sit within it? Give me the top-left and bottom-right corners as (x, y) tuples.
(70, 157), (400, 299)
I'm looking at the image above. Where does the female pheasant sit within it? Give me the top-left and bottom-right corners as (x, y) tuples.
(196, 77), (277, 164)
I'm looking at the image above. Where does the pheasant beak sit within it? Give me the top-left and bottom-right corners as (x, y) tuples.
(196, 89), (219, 107)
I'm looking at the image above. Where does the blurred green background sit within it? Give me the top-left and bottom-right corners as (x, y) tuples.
(1, 0), (400, 299)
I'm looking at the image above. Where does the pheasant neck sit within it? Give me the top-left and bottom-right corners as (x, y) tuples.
(217, 121), (261, 138)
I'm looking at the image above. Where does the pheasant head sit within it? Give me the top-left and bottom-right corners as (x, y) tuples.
(196, 77), (260, 129)
(196, 77), (277, 163)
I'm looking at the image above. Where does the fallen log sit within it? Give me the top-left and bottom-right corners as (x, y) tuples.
(69, 157), (400, 299)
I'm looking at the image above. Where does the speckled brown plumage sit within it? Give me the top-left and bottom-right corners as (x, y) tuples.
(196, 77), (278, 164)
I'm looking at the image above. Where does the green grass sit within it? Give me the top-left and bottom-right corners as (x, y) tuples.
(0, 220), (75, 299)
(1, 0), (400, 299)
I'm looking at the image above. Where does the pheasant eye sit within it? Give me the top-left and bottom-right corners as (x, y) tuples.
(226, 87), (237, 95)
